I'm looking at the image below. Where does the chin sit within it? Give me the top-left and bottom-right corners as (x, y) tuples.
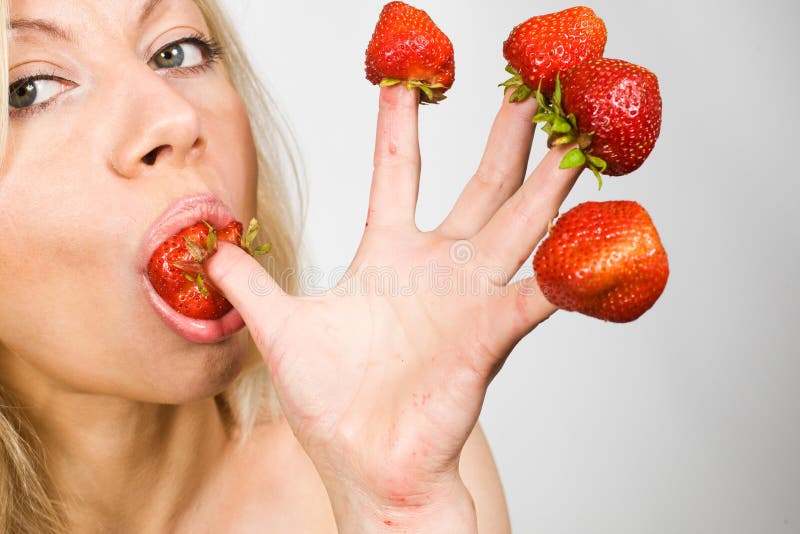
(142, 329), (251, 404)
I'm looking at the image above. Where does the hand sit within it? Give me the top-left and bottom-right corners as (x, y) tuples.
(205, 84), (581, 532)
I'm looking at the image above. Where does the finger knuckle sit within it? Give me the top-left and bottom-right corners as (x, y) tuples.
(512, 279), (553, 332)
(473, 166), (511, 196)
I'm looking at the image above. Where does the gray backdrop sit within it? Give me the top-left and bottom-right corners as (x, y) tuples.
(221, 0), (800, 531)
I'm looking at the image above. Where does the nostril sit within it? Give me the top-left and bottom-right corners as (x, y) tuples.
(142, 145), (170, 166)
(142, 147), (159, 166)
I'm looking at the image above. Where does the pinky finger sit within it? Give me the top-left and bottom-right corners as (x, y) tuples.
(493, 276), (558, 343)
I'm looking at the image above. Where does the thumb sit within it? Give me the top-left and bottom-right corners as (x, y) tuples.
(204, 241), (290, 335)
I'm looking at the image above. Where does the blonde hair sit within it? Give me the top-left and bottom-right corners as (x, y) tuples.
(0, 0), (306, 531)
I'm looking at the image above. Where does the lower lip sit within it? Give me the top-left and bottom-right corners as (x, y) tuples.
(140, 273), (245, 344)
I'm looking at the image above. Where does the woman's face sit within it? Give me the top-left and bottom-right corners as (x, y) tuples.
(0, 0), (259, 403)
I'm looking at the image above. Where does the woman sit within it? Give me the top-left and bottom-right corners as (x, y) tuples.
(0, 0), (581, 531)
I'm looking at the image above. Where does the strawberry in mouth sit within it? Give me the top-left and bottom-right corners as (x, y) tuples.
(146, 218), (270, 320)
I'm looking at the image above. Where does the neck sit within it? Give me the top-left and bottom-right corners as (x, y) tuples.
(0, 352), (232, 531)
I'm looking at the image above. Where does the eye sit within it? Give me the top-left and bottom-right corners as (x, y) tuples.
(9, 75), (71, 109)
(151, 40), (205, 69)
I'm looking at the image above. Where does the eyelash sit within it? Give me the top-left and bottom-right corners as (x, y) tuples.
(7, 32), (225, 120)
(159, 31), (225, 77)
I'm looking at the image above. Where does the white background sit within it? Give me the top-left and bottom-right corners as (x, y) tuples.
(221, 0), (800, 531)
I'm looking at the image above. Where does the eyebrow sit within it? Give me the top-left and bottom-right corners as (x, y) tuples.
(10, 0), (167, 43)
(9, 19), (75, 43)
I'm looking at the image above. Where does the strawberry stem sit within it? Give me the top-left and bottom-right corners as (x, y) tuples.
(499, 64), (536, 103)
(183, 236), (206, 262)
(202, 220), (218, 255)
(560, 148), (586, 169)
(168, 218), (275, 300)
(241, 217), (273, 258)
(252, 243), (271, 255)
(171, 260), (203, 275)
(196, 273), (210, 297)
(536, 74), (608, 190)
(380, 78), (447, 104)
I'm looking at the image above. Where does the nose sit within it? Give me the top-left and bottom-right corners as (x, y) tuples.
(109, 63), (206, 179)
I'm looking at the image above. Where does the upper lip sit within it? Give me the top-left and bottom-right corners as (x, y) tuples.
(137, 192), (237, 273)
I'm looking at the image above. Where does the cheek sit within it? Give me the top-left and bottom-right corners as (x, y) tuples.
(0, 153), (171, 397)
(0, 175), (134, 357)
(202, 79), (259, 217)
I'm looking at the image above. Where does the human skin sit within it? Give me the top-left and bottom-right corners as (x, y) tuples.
(0, 0), (582, 531)
(205, 82), (582, 530)
(0, 0), (259, 529)
(0, 0), (257, 403)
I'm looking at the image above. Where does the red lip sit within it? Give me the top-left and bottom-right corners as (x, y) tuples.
(137, 192), (236, 273)
(137, 192), (245, 344)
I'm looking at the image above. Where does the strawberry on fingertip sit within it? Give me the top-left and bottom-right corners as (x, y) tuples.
(533, 200), (669, 323)
(365, 1), (455, 104)
(535, 58), (663, 188)
(500, 6), (607, 103)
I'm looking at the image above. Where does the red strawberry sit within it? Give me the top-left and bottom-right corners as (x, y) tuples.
(365, 1), (455, 104)
(147, 218), (271, 320)
(536, 58), (662, 187)
(533, 201), (669, 323)
(500, 6), (606, 102)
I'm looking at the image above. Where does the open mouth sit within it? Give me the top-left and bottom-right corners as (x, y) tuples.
(137, 192), (246, 343)
(140, 273), (245, 344)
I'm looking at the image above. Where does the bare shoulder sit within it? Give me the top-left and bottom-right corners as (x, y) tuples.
(459, 422), (512, 533)
(206, 417), (337, 532)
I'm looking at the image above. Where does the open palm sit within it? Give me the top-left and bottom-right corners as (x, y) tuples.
(206, 85), (582, 526)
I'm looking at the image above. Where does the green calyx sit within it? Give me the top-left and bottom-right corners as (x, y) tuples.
(379, 78), (447, 105)
(202, 220), (217, 254)
(183, 235), (206, 262)
(171, 217), (272, 297)
(240, 217), (272, 256)
(177, 271), (210, 296)
(196, 273), (210, 297)
(498, 64), (535, 103)
(532, 74), (608, 190)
